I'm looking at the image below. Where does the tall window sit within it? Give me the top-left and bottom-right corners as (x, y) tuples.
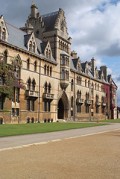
(32, 79), (36, 91)
(44, 101), (51, 112)
(71, 96), (73, 108)
(48, 83), (51, 94)
(71, 79), (74, 91)
(47, 66), (49, 76)
(96, 95), (99, 113)
(3, 50), (7, 63)
(27, 59), (30, 70)
(61, 69), (65, 80)
(27, 78), (31, 90)
(34, 61), (37, 72)
(50, 67), (52, 76)
(27, 99), (35, 111)
(44, 65), (47, 75)
(44, 82), (48, 93)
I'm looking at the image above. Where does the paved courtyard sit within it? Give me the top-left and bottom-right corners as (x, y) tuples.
(0, 127), (120, 179)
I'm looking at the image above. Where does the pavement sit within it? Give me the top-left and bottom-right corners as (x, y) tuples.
(0, 123), (120, 179)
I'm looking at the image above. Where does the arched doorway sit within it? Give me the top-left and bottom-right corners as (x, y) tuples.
(57, 92), (69, 120)
(58, 99), (64, 119)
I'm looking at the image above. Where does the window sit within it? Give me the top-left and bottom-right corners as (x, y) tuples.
(33, 42), (35, 53)
(66, 71), (69, 80)
(32, 79), (36, 91)
(61, 69), (65, 80)
(71, 79), (74, 91)
(50, 67), (52, 76)
(27, 78), (31, 90)
(77, 76), (82, 85)
(88, 80), (90, 88)
(77, 90), (81, 98)
(34, 61), (37, 72)
(46, 49), (48, 58)
(47, 66), (49, 76)
(27, 59), (30, 70)
(77, 105), (81, 113)
(3, 50), (7, 63)
(71, 96), (73, 108)
(85, 80), (87, 87)
(0, 96), (4, 110)
(29, 41), (32, 52)
(26, 99), (35, 111)
(2, 28), (6, 41)
(44, 101), (51, 112)
(48, 83), (51, 94)
(28, 41), (36, 53)
(44, 65), (46, 75)
(44, 82), (48, 93)
(48, 50), (51, 59)
(16, 88), (20, 103)
(31, 100), (35, 111)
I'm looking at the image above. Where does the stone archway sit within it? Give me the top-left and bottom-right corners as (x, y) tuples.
(57, 92), (69, 120)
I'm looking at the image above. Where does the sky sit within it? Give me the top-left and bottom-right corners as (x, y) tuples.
(0, 0), (120, 105)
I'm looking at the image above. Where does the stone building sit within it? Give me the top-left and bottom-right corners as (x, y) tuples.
(0, 3), (117, 124)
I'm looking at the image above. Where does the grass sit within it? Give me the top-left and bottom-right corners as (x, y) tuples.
(100, 119), (120, 123)
(0, 122), (107, 137)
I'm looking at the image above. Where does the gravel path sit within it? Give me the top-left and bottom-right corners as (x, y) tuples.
(0, 127), (120, 179)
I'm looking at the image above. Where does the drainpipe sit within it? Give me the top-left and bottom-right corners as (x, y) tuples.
(38, 59), (41, 123)
(73, 72), (76, 121)
(89, 76), (91, 121)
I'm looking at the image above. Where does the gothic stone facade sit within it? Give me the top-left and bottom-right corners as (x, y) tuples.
(0, 4), (117, 124)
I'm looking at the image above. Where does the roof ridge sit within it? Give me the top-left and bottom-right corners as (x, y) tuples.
(42, 10), (58, 17)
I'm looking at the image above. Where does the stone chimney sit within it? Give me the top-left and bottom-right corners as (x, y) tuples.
(91, 57), (96, 77)
(71, 50), (77, 58)
(100, 66), (107, 81)
(31, 3), (39, 18)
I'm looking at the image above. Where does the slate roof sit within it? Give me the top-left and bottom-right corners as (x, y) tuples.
(6, 22), (27, 51)
(42, 11), (58, 31)
(4, 22), (56, 63)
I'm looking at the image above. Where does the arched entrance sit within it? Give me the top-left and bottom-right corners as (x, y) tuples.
(58, 99), (64, 119)
(57, 92), (69, 120)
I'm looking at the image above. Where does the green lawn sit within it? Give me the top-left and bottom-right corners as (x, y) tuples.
(0, 122), (107, 137)
(100, 119), (120, 123)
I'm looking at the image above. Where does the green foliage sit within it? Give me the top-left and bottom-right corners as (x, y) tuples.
(0, 61), (15, 99)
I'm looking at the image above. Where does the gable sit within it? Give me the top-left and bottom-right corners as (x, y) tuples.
(25, 32), (37, 53)
(54, 8), (69, 37)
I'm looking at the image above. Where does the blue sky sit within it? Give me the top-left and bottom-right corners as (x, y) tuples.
(0, 0), (120, 105)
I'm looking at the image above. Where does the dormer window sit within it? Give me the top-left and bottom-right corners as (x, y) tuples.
(2, 28), (6, 41)
(0, 27), (6, 41)
(28, 39), (36, 53)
